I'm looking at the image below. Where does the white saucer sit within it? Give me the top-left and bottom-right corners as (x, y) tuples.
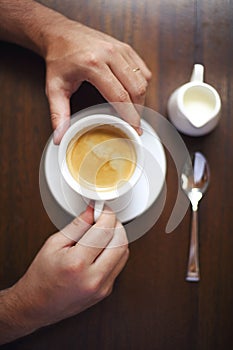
(44, 119), (166, 223)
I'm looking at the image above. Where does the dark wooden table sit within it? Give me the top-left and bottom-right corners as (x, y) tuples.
(1, 1), (233, 349)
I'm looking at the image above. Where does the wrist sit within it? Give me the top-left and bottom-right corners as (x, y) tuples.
(0, 284), (39, 344)
(43, 18), (83, 63)
(20, 5), (70, 58)
(0, 0), (72, 58)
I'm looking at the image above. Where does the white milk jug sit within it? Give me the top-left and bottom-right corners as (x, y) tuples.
(167, 64), (221, 136)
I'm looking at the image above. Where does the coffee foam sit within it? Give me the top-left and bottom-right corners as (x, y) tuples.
(66, 125), (136, 191)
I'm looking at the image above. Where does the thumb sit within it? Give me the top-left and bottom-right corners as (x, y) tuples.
(57, 204), (94, 247)
(47, 88), (71, 145)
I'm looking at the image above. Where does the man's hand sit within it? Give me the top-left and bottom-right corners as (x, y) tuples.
(0, 206), (129, 344)
(0, 0), (152, 144)
(45, 21), (152, 143)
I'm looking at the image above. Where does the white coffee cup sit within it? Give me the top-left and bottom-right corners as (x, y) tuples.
(58, 114), (144, 221)
(167, 64), (221, 136)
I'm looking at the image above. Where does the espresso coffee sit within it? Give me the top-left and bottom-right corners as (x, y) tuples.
(66, 124), (136, 191)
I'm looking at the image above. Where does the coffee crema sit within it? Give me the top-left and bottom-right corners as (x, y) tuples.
(66, 125), (137, 191)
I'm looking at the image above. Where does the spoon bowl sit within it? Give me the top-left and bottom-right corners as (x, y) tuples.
(181, 152), (210, 281)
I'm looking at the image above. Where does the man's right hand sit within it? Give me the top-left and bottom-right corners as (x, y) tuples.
(0, 206), (129, 344)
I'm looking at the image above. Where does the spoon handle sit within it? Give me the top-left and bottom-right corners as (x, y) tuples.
(186, 209), (200, 282)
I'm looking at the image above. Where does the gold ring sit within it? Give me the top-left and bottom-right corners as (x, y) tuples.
(132, 67), (140, 72)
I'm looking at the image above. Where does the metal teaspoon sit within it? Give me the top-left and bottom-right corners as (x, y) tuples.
(181, 152), (210, 282)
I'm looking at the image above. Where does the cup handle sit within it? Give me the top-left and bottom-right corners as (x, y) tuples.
(94, 200), (104, 222)
(190, 64), (204, 82)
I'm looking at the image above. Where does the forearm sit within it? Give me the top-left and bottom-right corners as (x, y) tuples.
(0, 286), (38, 345)
(0, 0), (68, 57)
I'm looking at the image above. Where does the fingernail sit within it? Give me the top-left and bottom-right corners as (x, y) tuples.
(135, 126), (143, 136)
(53, 119), (70, 145)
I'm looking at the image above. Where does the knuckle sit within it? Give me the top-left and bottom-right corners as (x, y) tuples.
(74, 257), (86, 272)
(102, 228), (114, 239)
(88, 275), (104, 295)
(118, 246), (130, 261)
(122, 42), (132, 52)
(125, 247), (130, 259)
(99, 285), (113, 299)
(146, 70), (152, 81)
(45, 233), (54, 245)
(45, 78), (58, 96)
(45, 233), (58, 246)
(106, 285), (113, 297)
(130, 82), (147, 103)
(104, 229), (115, 244)
(50, 112), (61, 122)
(136, 82), (147, 97)
(115, 88), (130, 103)
(105, 42), (115, 55)
(71, 216), (85, 230)
(67, 217), (91, 238)
(85, 52), (100, 68)
(65, 257), (86, 276)
(94, 225), (115, 239)
(71, 216), (82, 229)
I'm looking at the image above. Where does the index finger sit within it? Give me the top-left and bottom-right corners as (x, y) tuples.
(73, 207), (117, 264)
(93, 220), (129, 273)
(89, 65), (142, 134)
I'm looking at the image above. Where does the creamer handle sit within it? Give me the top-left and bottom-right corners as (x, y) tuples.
(190, 64), (204, 82)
